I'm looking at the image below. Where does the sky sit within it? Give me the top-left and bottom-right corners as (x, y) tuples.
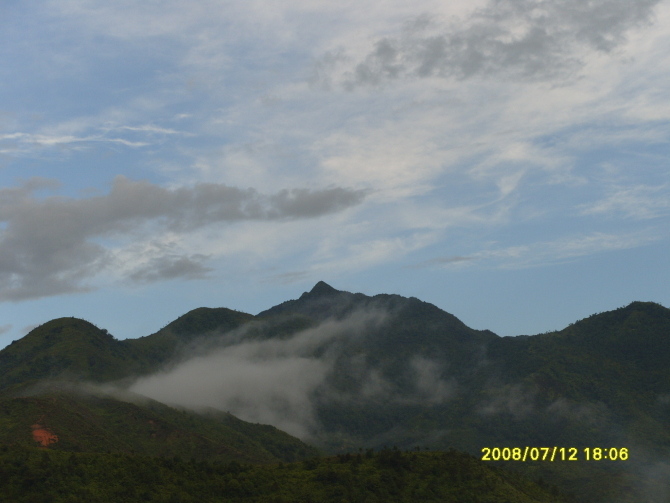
(0, 0), (669, 347)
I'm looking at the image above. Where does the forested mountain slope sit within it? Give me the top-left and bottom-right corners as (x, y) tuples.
(0, 282), (668, 501)
(251, 284), (670, 503)
(0, 313), (321, 466)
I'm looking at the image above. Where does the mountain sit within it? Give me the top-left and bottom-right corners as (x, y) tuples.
(0, 299), (572, 502)
(257, 280), (498, 384)
(127, 307), (255, 374)
(0, 307), (254, 392)
(0, 318), (135, 391)
(249, 284), (670, 502)
(0, 282), (668, 502)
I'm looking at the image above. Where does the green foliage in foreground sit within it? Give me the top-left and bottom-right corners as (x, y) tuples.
(0, 444), (569, 503)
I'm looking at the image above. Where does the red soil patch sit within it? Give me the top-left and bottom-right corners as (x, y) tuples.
(31, 424), (58, 447)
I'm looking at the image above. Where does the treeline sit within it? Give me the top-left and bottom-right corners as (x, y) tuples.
(0, 444), (569, 503)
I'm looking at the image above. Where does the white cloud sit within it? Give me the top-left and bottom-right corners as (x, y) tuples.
(479, 230), (663, 268)
(312, 122), (451, 199)
(416, 228), (665, 271)
(116, 125), (186, 135)
(580, 184), (670, 219)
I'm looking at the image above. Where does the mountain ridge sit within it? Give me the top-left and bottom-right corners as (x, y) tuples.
(0, 283), (668, 502)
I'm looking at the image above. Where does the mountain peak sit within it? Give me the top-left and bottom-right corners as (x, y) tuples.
(307, 281), (339, 297)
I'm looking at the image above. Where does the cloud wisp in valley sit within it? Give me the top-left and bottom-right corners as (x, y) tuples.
(127, 308), (456, 441)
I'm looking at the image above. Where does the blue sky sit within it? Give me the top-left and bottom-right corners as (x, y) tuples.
(0, 0), (668, 347)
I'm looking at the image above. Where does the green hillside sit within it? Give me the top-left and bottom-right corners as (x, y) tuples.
(485, 301), (670, 453)
(0, 318), (136, 389)
(0, 307), (255, 392)
(0, 387), (319, 464)
(0, 311), (321, 468)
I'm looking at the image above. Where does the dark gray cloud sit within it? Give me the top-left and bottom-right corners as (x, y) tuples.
(0, 176), (367, 301)
(316, 0), (660, 88)
(0, 324), (11, 335)
(128, 254), (214, 284)
(266, 187), (365, 220)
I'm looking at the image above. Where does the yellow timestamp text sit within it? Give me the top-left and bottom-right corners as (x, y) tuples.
(481, 447), (629, 462)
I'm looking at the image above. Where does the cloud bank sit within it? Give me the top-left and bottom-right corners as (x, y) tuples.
(0, 176), (366, 301)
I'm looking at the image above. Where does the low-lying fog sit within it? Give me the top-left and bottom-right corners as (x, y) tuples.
(128, 309), (455, 440)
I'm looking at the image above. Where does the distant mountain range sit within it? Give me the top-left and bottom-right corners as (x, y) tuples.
(1, 281), (668, 502)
